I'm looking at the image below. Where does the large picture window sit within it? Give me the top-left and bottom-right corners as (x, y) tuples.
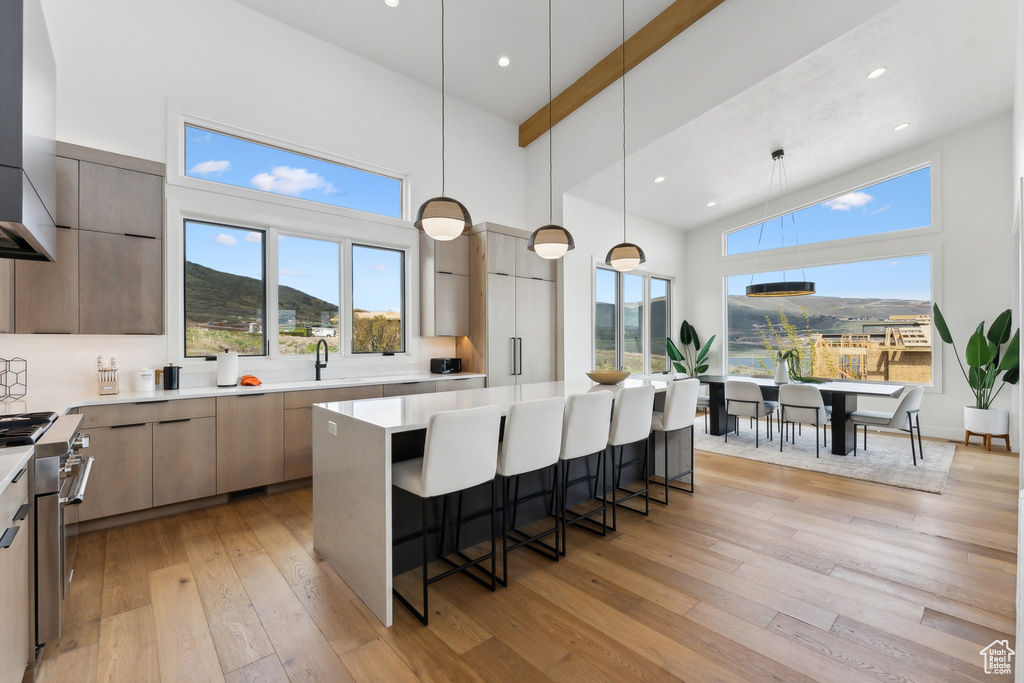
(726, 166), (931, 255)
(726, 255), (933, 384)
(595, 267), (671, 375)
(184, 124), (402, 218)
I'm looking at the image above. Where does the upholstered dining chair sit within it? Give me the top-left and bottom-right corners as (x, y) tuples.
(850, 386), (925, 465)
(778, 383), (831, 457)
(724, 380), (777, 448)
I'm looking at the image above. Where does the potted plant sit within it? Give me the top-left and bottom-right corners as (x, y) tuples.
(666, 320), (715, 377)
(933, 303), (1019, 437)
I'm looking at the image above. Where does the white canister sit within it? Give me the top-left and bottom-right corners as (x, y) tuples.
(217, 351), (239, 387)
(132, 368), (156, 393)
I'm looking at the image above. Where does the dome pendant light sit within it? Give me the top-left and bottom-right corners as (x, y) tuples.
(528, 0), (575, 261)
(605, 0), (644, 273)
(414, 0), (472, 241)
(745, 149), (815, 297)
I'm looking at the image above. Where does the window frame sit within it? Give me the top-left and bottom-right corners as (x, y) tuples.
(350, 243), (407, 355)
(593, 265), (673, 376)
(716, 153), (944, 391)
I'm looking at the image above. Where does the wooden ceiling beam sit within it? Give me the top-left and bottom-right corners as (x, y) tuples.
(518, 0), (727, 148)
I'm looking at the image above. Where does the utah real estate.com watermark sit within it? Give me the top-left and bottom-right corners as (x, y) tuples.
(980, 640), (1014, 675)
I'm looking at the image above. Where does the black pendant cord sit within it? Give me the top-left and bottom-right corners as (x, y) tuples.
(779, 157), (809, 284)
(548, 0), (553, 224)
(440, 0), (446, 198)
(621, 0), (626, 244)
(749, 159), (780, 287)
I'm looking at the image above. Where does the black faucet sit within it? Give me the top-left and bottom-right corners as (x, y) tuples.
(315, 339), (328, 381)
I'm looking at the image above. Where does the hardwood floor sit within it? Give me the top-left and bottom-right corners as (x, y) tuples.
(36, 441), (1017, 682)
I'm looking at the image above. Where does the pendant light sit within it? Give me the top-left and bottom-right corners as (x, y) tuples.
(414, 0), (472, 241)
(745, 149), (815, 297)
(528, 0), (575, 260)
(605, 0), (645, 272)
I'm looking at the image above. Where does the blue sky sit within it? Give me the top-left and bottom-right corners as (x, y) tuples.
(185, 125), (401, 217)
(727, 167), (931, 255)
(185, 222), (404, 312)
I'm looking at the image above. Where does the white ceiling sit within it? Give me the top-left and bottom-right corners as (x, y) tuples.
(228, 0), (1017, 232)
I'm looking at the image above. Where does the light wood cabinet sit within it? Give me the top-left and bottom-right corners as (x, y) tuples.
(515, 236), (557, 281)
(515, 278), (556, 384)
(14, 226), (78, 333)
(486, 232), (516, 275)
(283, 385), (383, 480)
(79, 161), (162, 238)
(216, 393), (285, 493)
(0, 476), (30, 683)
(382, 381), (437, 397)
(420, 234), (469, 337)
(485, 273), (517, 387)
(78, 230), (162, 334)
(435, 377), (486, 392)
(79, 423), (154, 521)
(153, 416), (217, 506)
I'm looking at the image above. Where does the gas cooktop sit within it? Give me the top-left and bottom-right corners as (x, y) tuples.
(0, 411), (57, 447)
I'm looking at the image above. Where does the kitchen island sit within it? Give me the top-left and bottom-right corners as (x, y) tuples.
(311, 377), (671, 626)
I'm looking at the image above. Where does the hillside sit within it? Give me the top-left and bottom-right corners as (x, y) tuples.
(185, 261), (338, 326)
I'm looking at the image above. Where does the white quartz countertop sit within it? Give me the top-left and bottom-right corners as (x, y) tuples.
(315, 377), (670, 433)
(0, 445), (33, 496)
(0, 372), (486, 417)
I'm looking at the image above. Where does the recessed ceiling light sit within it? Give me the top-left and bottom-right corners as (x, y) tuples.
(653, 176), (665, 183)
(498, 56), (510, 68)
(384, 0), (399, 6)
(706, 201), (717, 207)
(867, 67), (886, 79)
(893, 122), (910, 131)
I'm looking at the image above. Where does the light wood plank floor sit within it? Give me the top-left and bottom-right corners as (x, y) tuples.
(36, 440), (1018, 682)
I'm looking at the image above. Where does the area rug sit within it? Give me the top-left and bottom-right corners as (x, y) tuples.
(694, 422), (956, 494)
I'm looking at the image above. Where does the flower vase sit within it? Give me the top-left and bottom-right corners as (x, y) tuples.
(774, 358), (790, 384)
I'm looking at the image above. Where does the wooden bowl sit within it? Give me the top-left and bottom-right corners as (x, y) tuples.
(586, 369), (630, 385)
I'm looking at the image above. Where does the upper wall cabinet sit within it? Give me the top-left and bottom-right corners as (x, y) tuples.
(420, 233), (469, 337)
(485, 230), (555, 281)
(12, 144), (165, 334)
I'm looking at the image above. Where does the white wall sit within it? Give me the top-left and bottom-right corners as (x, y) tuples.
(682, 112), (1016, 444)
(4, 0), (528, 397)
(560, 195), (686, 381)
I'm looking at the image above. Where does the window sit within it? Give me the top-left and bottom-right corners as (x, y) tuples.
(726, 255), (932, 384)
(594, 268), (671, 375)
(352, 245), (405, 354)
(184, 221), (266, 357)
(184, 124), (403, 218)
(278, 236), (340, 356)
(726, 166), (931, 255)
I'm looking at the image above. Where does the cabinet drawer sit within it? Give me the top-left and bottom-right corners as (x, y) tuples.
(78, 398), (216, 428)
(0, 475), (28, 527)
(382, 381), (436, 397)
(435, 377), (486, 392)
(283, 384), (383, 410)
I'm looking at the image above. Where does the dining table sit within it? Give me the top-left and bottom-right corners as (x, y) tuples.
(697, 374), (905, 456)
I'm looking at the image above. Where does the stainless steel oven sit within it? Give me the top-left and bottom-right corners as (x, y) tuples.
(31, 414), (91, 649)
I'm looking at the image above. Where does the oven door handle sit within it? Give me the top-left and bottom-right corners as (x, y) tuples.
(61, 456), (94, 507)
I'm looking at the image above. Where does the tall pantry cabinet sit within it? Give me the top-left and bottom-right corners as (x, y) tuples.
(460, 223), (557, 386)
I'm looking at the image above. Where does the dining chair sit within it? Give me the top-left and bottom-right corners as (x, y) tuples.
(650, 378), (699, 502)
(778, 383), (831, 457)
(850, 386), (925, 465)
(724, 380), (778, 448)
(390, 404), (501, 625)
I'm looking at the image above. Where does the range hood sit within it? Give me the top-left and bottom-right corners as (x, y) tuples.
(0, 0), (57, 262)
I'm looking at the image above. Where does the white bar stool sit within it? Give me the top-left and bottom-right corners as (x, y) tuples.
(650, 378), (699, 503)
(494, 396), (565, 586)
(608, 384), (656, 531)
(558, 391), (613, 557)
(778, 384), (831, 457)
(391, 405), (501, 625)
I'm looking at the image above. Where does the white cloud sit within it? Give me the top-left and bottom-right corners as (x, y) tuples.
(824, 191), (873, 211)
(251, 166), (335, 196)
(215, 233), (237, 246)
(245, 232), (262, 243)
(189, 159), (231, 176)
(890, 260), (902, 267)
(370, 264), (388, 272)
(870, 202), (892, 215)
(280, 269), (309, 278)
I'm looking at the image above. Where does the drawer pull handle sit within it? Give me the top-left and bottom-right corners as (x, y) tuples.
(11, 468), (26, 483)
(14, 503), (31, 521)
(111, 423), (147, 429)
(158, 418), (191, 424)
(0, 526), (18, 549)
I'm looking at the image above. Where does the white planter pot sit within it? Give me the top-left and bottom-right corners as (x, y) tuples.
(963, 406), (1009, 435)
(774, 359), (789, 384)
